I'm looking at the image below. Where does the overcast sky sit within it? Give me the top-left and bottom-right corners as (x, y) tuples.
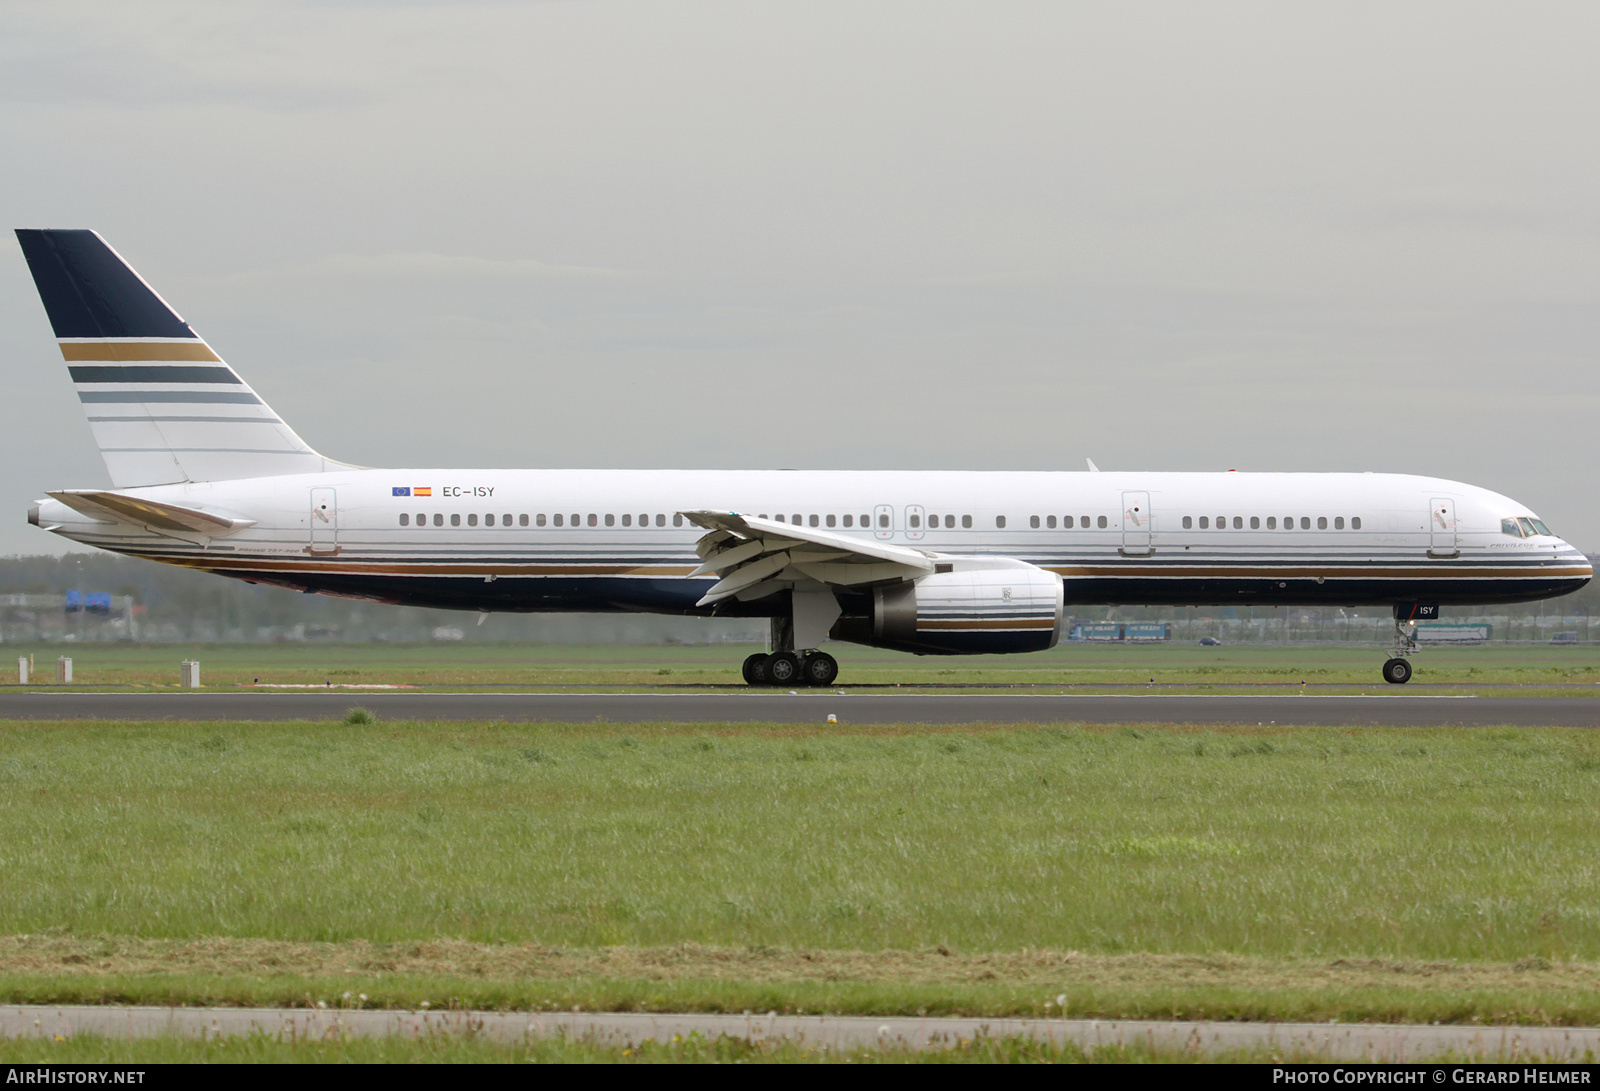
(2, 1), (1598, 554)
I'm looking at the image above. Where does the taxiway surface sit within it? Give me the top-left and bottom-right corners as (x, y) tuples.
(0, 691), (1597, 726)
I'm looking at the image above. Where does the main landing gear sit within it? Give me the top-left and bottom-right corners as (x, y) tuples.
(1381, 606), (1421, 685)
(741, 610), (842, 686)
(742, 650), (839, 687)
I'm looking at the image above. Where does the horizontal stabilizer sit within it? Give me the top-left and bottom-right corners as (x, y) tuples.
(48, 490), (256, 538)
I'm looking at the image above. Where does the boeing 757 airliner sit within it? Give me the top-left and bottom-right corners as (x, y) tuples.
(15, 230), (1592, 685)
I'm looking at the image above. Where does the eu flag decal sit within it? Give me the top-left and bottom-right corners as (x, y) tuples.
(392, 487), (411, 497)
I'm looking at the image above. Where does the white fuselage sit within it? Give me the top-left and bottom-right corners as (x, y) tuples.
(32, 467), (1593, 620)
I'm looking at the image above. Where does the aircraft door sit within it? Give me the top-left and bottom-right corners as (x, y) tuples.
(309, 487), (338, 554)
(1429, 497), (1459, 558)
(905, 504), (926, 541)
(873, 504), (894, 540)
(1120, 491), (1153, 556)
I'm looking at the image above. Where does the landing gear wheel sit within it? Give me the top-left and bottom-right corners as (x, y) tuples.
(801, 651), (839, 687)
(741, 653), (771, 686)
(766, 652), (801, 685)
(1382, 657), (1412, 685)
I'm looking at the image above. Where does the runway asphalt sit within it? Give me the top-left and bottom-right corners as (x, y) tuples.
(0, 691), (1598, 726)
(2, 1004), (1593, 1060)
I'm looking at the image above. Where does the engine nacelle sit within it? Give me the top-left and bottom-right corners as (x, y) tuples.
(830, 559), (1064, 655)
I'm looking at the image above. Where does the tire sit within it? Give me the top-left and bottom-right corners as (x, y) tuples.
(801, 651), (839, 687)
(1382, 657), (1412, 685)
(766, 652), (801, 685)
(741, 653), (771, 686)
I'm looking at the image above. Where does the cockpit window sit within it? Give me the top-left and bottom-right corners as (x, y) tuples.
(1530, 518), (1553, 537)
(1502, 518), (1523, 537)
(1517, 517), (1538, 537)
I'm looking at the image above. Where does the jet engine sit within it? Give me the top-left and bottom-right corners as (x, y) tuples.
(830, 560), (1064, 655)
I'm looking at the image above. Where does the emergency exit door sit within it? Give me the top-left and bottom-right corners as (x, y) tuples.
(309, 487), (338, 554)
(1120, 491), (1153, 556)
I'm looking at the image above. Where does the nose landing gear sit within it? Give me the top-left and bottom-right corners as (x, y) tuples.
(1381, 605), (1428, 684)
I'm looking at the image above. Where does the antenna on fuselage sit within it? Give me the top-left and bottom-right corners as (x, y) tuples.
(1086, 458), (1100, 472)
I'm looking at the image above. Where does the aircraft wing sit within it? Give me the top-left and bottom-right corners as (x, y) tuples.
(680, 510), (934, 607)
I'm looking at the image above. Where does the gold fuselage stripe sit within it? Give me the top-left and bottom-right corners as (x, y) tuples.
(59, 342), (222, 362)
(139, 553), (1593, 585)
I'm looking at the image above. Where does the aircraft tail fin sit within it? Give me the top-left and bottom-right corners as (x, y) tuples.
(14, 229), (332, 487)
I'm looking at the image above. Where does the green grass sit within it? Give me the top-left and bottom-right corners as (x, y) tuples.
(0, 1032), (1350, 1064)
(5, 640), (1600, 689)
(4, 719), (1600, 1024)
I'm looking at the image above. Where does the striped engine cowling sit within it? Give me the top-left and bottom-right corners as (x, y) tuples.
(838, 562), (1065, 655)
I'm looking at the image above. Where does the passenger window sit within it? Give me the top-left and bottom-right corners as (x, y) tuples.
(962, 515), (972, 528)
(485, 514), (495, 526)
(1267, 516), (1276, 530)
(621, 514), (632, 526)
(861, 514), (870, 526)
(673, 514), (684, 527)
(810, 514), (820, 528)
(399, 513), (409, 526)
(793, 514), (802, 524)
(774, 514), (785, 523)
(639, 513), (648, 526)
(1047, 515), (1057, 529)
(1029, 515), (1040, 529)
(416, 513), (425, 525)
(533, 514), (542, 526)
(571, 514), (580, 526)
(1300, 517), (1310, 530)
(451, 514), (461, 527)
(468, 514), (478, 526)
(1229, 516), (1239, 529)
(1317, 516), (1327, 530)
(1097, 515), (1107, 529)
(996, 515), (1007, 529)
(553, 514), (564, 527)
(842, 514), (853, 528)
(587, 514), (597, 527)
(1199, 516), (1209, 529)
(605, 514), (615, 527)
(826, 514), (836, 528)
(654, 514), (664, 527)
(1250, 516), (1259, 529)
(879, 514), (890, 528)
(433, 514), (443, 526)
(945, 515), (955, 528)
(1351, 517), (1361, 530)
(1216, 516), (1225, 529)
(1334, 517), (1344, 530)
(1183, 516), (1192, 529)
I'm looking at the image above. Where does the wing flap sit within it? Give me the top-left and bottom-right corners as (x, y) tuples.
(681, 510), (933, 606)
